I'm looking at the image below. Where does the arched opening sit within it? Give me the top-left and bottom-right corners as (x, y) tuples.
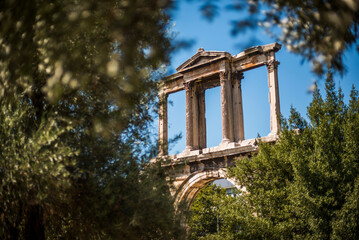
(174, 169), (238, 211)
(184, 175), (239, 239)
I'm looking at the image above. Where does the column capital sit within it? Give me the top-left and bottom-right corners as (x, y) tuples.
(158, 91), (167, 99)
(219, 71), (228, 83)
(266, 60), (280, 73)
(195, 82), (205, 93)
(232, 71), (244, 85)
(184, 81), (193, 91)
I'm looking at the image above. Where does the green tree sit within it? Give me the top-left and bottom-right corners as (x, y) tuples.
(0, 0), (184, 239)
(188, 184), (239, 240)
(188, 184), (225, 240)
(0, 0), (172, 131)
(0, 95), (77, 239)
(188, 74), (359, 239)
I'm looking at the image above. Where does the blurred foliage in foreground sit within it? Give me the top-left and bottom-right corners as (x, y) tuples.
(0, 0), (185, 239)
(1, 0), (358, 239)
(198, 0), (359, 75)
(188, 75), (359, 239)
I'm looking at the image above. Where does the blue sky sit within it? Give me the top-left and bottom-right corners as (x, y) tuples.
(160, 1), (359, 155)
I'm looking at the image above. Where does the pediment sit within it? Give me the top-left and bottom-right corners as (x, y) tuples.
(176, 49), (230, 72)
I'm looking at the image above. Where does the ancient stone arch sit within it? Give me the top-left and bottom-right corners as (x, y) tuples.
(174, 169), (239, 210)
(154, 43), (282, 209)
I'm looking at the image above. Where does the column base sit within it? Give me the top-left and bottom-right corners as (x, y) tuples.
(267, 131), (279, 138)
(262, 132), (278, 142)
(219, 139), (237, 150)
(179, 147), (201, 157)
(220, 138), (230, 145)
(183, 146), (202, 155)
(184, 146), (192, 152)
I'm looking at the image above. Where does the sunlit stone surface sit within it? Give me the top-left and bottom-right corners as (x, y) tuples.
(155, 43), (282, 210)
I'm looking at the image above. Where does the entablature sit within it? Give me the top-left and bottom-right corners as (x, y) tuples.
(161, 42), (281, 95)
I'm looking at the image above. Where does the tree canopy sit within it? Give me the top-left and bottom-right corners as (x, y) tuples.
(188, 184), (227, 240)
(0, 0), (173, 131)
(198, 0), (359, 75)
(1, 0), (358, 239)
(0, 0), (185, 239)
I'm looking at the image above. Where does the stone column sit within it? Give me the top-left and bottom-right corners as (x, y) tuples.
(232, 71), (244, 142)
(192, 84), (199, 150)
(158, 92), (168, 156)
(198, 84), (206, 149)
(227, 72), (234, 142)
(267, 59), (281, 135)
(220, 71), (231, 144)
(185, 82), (193, 151)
